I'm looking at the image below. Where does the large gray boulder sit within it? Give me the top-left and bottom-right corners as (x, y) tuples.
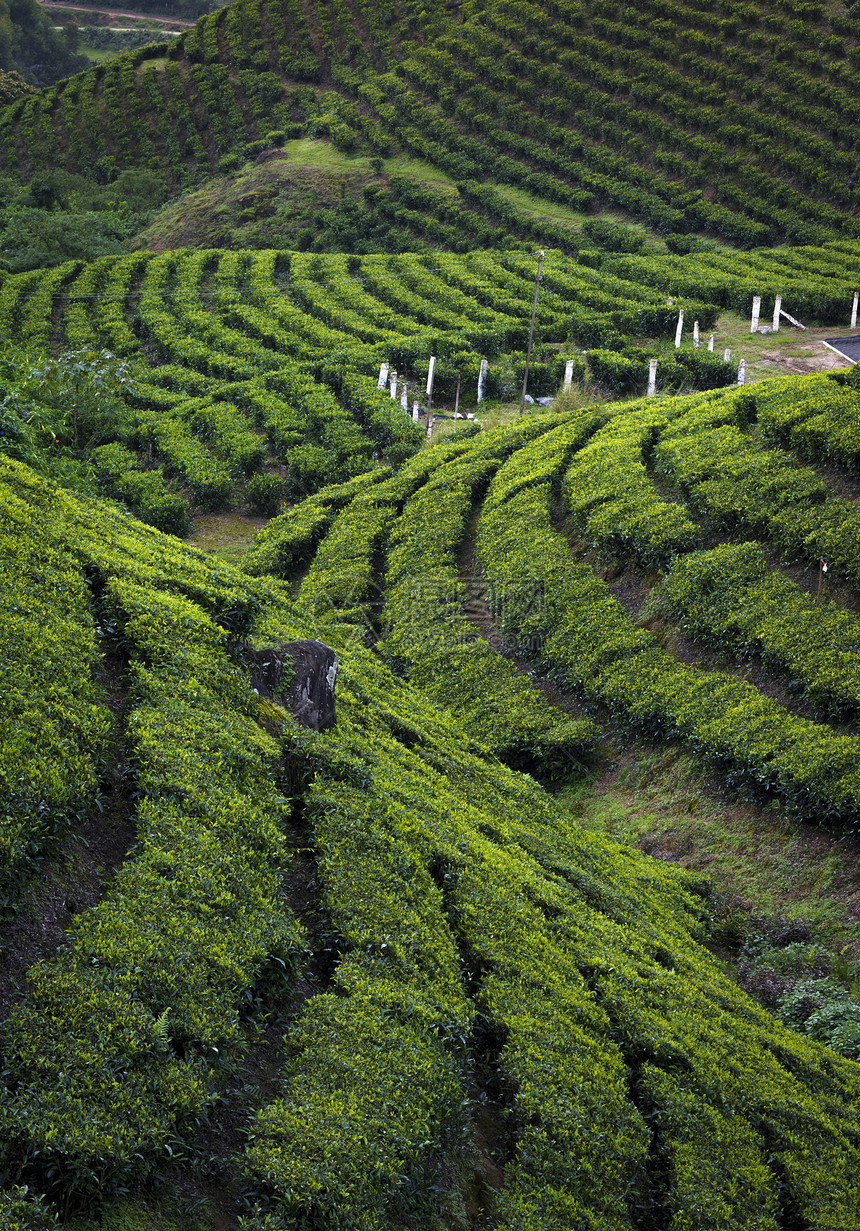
(248, 640), (338, 731)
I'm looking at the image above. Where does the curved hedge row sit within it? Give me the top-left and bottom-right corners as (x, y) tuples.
(477, 410), (860, 828)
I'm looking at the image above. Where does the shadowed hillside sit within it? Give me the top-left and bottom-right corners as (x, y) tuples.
(1, 0), (858, 246)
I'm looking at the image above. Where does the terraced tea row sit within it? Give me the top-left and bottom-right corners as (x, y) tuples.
(5, 451), (860, 1229)
(262, 369), (860, 830)
(5, 243), (860, 528)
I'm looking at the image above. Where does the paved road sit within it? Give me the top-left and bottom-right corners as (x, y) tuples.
(824, 335), (860, 363)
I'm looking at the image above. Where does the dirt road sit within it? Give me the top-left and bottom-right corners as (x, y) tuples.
(40, 1), (196, 27)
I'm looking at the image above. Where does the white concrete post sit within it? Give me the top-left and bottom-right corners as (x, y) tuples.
(693, 321), (699, 348)
(737, 358), (746, 385)
(708, 335), (714, 352)
(647, 358), (657, 397)
(563, 358), (574, 391)
(852, 292), (858, 330)
(412, 401), (419, 423)
(389, 372), (397, 399)
(724, 347), (731, 362)
(477, 358), (488, 403)
(750, 296), (761, 333)
(377, 362), (389, 390)
(773, 295), (782, 332)
(675, 310), (684, 349)
(401, 386), (408, 411)
(426, 357), (436, 399)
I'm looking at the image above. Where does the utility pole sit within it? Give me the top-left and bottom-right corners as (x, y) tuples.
(520, 250), (544, 417)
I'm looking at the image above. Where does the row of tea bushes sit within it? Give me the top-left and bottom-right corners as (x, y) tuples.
(664, 540), (860, 720)
(0, 463), (113, 908)
(752, 371), (860, 470)
(5, 452), (860, 1224)
(1, 246), (857, 531)
(476, 413), (860, 827)
(562, 396), (704, 567)
(90, 442), (191, 536)
(294, 446), (468, 635)
(239, 606), (860, 1229)
(653, 390), (860, 585)
(381, 415), (597, 778)
(0, 459), (307, 1200)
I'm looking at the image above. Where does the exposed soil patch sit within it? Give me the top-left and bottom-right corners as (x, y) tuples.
(756, 340), (852, 377)
(605, 572), (651, 619)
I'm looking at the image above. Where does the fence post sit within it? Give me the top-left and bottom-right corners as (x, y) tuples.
(750, 296), (761, 333)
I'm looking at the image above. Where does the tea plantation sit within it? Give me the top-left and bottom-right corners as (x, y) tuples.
(4, 0), (860, 1221)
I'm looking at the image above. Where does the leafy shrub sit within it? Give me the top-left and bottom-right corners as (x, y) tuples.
(246, 472), (286, 516)
(582, 217), (645, 252)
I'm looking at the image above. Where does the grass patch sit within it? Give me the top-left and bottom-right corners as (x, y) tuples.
(79, 47), (121, 64)
(280, 139), (457, 190)
(69, 1196), (221, 1231)
(187, 511), (269, 562)
(491, 188), (668, 250)
(704, 311), (853, 381)
(559, 743), (860, 953)
(491, 184), (587, 229)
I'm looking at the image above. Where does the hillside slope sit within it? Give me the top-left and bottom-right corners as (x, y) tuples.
(2, 241), (858, 533)
(4, 448), (860, 1229)
(1, 0), (858, 246)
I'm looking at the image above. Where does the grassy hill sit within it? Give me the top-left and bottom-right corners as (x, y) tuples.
(1, 0), (859, 247)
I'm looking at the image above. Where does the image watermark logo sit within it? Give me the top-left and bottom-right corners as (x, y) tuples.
(299, 573), (547, 652)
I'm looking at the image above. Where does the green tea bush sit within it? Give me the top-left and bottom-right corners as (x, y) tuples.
(654, 386), (860, 585)
(91, 442), (190, 536)
(563, 399), (702, 567)
(5, 452), (860, 1225)
(242, 469), (391, 578)
(0, 461), (113, 902)
(245, 472), (286, 516)
(478, 433), (860, 828)
(381, 415), (597, 777)
(0, 1187), (58, 1230)
(664, 541), (860, 717)
(0, 460), (305, 1197)
(582, 216), (645, 252)
(753, 372), (860, 469)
